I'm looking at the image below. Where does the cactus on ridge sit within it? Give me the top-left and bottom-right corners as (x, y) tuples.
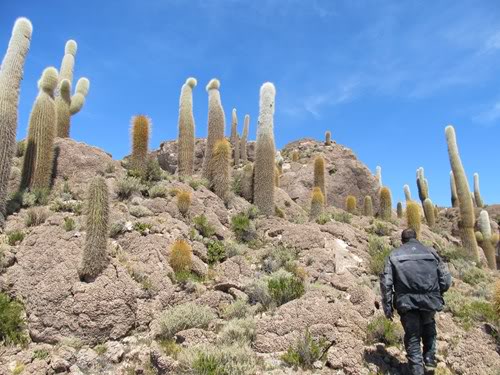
(130, 115), (150, 172)
(423, 198), (436, 227)
(375, 166), (382, 189)
(325, 130), (331, 145)
(177, 77), (197, 176)
(397, 202), (403, 218)
(379, 186), (392, 221)
(209, 138), (231, 202)
(403, 184), (412, 202)
(309, 187), (324, 221)
(363, 196), (373, 217)
(406, 201), (421, 237)
(473, 173), (484, 208)
(450, 171), (458, 208)
(240, 114), (249, 164)
(313, 156), (326, 204)
(475, 210), (497, 270)
(230, 108), (240, 167)
(346, 195), (357, 214)
(416, 167), (429, 204)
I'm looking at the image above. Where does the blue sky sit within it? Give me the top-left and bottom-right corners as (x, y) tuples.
(2, 0), (499, 207)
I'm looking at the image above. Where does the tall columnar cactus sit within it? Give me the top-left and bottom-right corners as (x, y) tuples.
(363, 196), (373, 217)
(379, 186), (392, 221)
(416, 167), (429, 204)
(406, 201), (421, 237)
(445, 125), (479, 260)
(79, 176), (109, 281)
(313, 156), (326, 204)
(325, 130), (331, 146)
(177, 77), (197, 176)
(475, 210), (497, 270)
(230, 108), (240, 167)
(20, 67), (58, 191)
(240, 114), (249, 164)
(473, 173), (484, 208)
(423, 198), (436, 227)
(130, 115), (150, 171)
(375, 166), (382, 189)
(397, 202), (403, 218)
(253, 82), (276, 216)
(55, 40), (90, 138)
(346, 195), (357, 214)
(0, 18), (33, 227)
(403, 184), (412, 202)
(309, 187), (324, 221)
(209, 138), (230, 202)
(450, 171), (459, 208)
(202, 79), (225, 181)
(241, 163), (254, 202)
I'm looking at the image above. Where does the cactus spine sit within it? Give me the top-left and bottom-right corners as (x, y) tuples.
(230, 108), (240, 167)
(20, 67), (58, 191)
(313, 156), (326, 204)
(55, 40), (90, 138)
(363, 196), (373, 217)
(79, 176), (109, 281)
(406, 201), (421, 237)
(177, 77), (196, 176)
(476, 210), (497, 270)
(241, 163), (254, 202)
(209, 139), (231, 202)
(397, 202), (403, 218)
(240, 114), (249, 164)
(423, 198), (436, 227)
(416, 167), (429, 204)
(346, 195), (357, 214)
(325, 130), (331, 145)
(253, 82), (276, 216)
(309, 187), (324, 221)
(445, 125), (479, 260)
(379, 186), (392, 221)
(473, 173), (484, 208)
(202, 79), (225, 181)
(130, 115), (150, 171)
(403, 184), (412, 202)
(0, 18), (32, 227)
(375, 166), (382, 189)
(450, 171), (459, 208)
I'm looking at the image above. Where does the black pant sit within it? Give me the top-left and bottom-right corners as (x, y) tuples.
(400, 310), (437, 375)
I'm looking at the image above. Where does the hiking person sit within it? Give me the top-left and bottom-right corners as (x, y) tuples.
(380, 228), (452, 375)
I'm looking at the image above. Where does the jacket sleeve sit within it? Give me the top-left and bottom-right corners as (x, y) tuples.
(380, 256), (394, 317)
(430, 248), (452, 293)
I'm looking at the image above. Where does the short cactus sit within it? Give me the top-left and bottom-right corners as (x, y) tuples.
(253, 82), (276, 216)
(423, 198), (436, 227)
(209, 138), (231, 202)
(473, 173), (484, 208)
(406, 201), (421, 237)
(449, 171), (458, 208)
(20, 67), (58, 191)
(325, 130), (331, 145)
(379, 186), (392, 221)
(130, 115), (150, 171)
(416, 167), (429, 204)
(177, 77), (196, 176)
(240, 163), (254, 202)
(403, 184), (412, 202)
(240, 114), (249, 164)
(230, 108), (240, 167)
(202, 79), (225, 181)
(0, 18), (33, 227)
(313, 156), (326, 204)
(169, 239), (192, 274)
(309, 187), (324, 221)
(363, 196), (373, 217)
(397, 202), (403, 218)
(346, 195), (357, 214)
(79, 176), (109, 281)
(445, 125), (479, 260)
(375, 166), (382, 189)
(176, 190), (191, 216)
(55, 40), (90, 138)
(476, 210), (497, 270)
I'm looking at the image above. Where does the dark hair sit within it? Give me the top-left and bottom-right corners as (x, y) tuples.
(402, 228), (417, 243)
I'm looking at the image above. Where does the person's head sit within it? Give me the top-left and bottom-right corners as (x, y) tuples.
(401, 228), (417, 244)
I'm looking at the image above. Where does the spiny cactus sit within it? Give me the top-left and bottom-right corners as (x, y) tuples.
(445, 125), (479, 260)
(79, 176), (109, 281)
(346, 195), (357, 214)
(0, 18), (32, 227)
(406, 201), (421, 237)
(240, 114), (249, 164)
(20, 67), (58, 191)
(291, 151), (299, 162)
(450, 171), (458, 208)
(209, 138), (231, 202)
(230, 108), (240, 167)
(423, 198), (436, 227)
(313, 156), (326, 204)
(475, 210), (497, 270)
(241, 163), (254, 202)
(169, 239), (192, 274)
(325, 130), (331, 145)
(379, 187), (392, 221)
(473, 173), (484, 208)
(202, 79), (225, 181)
(274, 165), (280, 187)
(403, 184), (412, 202)
(397, 202), (403, 218)
(176, 190), (191, 217)
(177, 77), (196, 177)
(253, 82), (276, 216)
(416, 167), (429, 204)
(55, 40), (90, 138)
(375, 166), (382, 189)
(130, 115), (150, 171)
(363, 196), (373, 217)
(309, 187), (324, 221)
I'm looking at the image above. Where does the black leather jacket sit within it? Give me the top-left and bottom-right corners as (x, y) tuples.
(380, 239), (452, 316)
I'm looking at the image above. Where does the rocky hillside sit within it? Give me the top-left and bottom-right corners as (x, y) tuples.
(0, 137), (498, 375)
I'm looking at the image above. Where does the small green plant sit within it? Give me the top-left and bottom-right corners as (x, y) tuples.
(331, 211), (352, 224)
(133, 222), (152, 235)
(366, 315), (403, 346)
(115, 177), (144, 200)
(367, 235), (392, 275)
(0, 293), (27, 346)
(7, 231), (24, 246)
(221, 298), (254, 320)
(104, 162), (116, 174)
(94, 344), (107, 355)
(262, 246), (299, 274)
(281, 329), (328, 370)
(148, 184), (168, 198)
(315, 213), (331, 225)
(12, 363), (25, 375)
(193, 215), (215, 238)
(187, 177), (209, 190)
(218, 317), (256, 345)
(129, 205), (152, 218)
(367, 220), (392, 236)
(231, 212), (257, 242)
(63, 217), (76, 231)
(207, 240), (226, 265)
(267, 270), (305, 307)
(157, 338), (181, 359)
(109, 221), (126, 238)
(444, 290), (497, 329)
(32, 348), (50, 360)
(159, 302), (216, 339)
(50, 199), (83, 214)
(24, 207), (49, 227)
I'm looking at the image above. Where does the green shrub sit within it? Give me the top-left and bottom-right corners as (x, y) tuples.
(0, 293), (27, 345)
(439, 245), (474, 263)
(24, 207), (49, 227)
(444, 290), (498, 328)
(116, 177), (144, 200)
(63, 217), (76, 231)
(157, 338), (181, 359)
(315, 213), (331, 225)
(109, 221), (126, 238)
(32, 349), (49, 360)
(207, 240), (226, 265)
(193, 215), (215, 238)
(158, 302), (216, 339)
(262, 246), (298, 274)
(133, 222), (152, 235)
(368, 220), (392, 236)
(332, 211), (352, 224)
(246, 278), (273, 309)
(281, 329), (327, 370)
(367, 235), (392, 275)
(104, 162), (116, 174)
(50, 198), (83, 214)
(148, 184), (168, 198)
(187, 177), (209, 190)
(246, 205), (260, 220)
(218, 317), (256, 345)
(16, 140), (26, 157)
(267, 270), (305, 307)
(7, 231), (24, 246)
(231, 212), (257, 243)
(366, 315), (403, 346)
(143, 157), (165, 182)
(460, 266), (491, 286)
(129, 205), (152, 218)
(94, 344), (107, 355)
(221, 299), (254, 320)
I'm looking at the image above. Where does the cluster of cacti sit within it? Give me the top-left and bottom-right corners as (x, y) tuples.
(475, 210), (498, 270)
(346, 195), (357, 214)
(379, 186), (392, 221)
(375, 166), (382, 189)
(177, 77), (197, 177)
(240, 114), (249, 164)
(363, 196), (373, 216)
(130, 115), (150, 171)
(55, 40), (90, 138)
(0, 18), (33, 227)
(79, 176), (109, 281)
(325, 130), (331, 145)
(396, 202), (403, 218)
(406, 201), (421, 237)
(423, 198), (435, 227)
(450, 171), (458, 208)
(416, 167), (429, 204)
(241, 163), (254, 202)
(202, 79), (225, 181)
(445, 125), (479, 260)
(20, 67), (58, 191)
(209, 139), (231, 202)
(176, 190), (192, 216)
(230, 109), (240, 167)
(403, 184), (412, 202)
(253, 82), (276, 216)
(313, 156), (326, 203)
(473, 173), (484, 208)
(309, 187), (324, 221)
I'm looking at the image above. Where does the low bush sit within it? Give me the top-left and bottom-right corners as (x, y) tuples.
(332, 211), (352, 224)
(315, 213), (331, 225)
(366, 315), (403, 346)
(0, 293), (27, 345)
(109, 221), (126, 238)
(246, 278), (273, 310)
(267, 270), (305, 307)
(133, 222), (152, 235)
(262, 246), (299, 274)
(187, 177), (209, 190)
(193, 215), (215, 238)
(129, 205), (152, 218)
(158, 302), (216, 339)
(444, 290), (498, 329)
(207, 240), (226, 265)
(63, 217), (76, 231)
(7, 231), (24, 246)
(367, 235), (392, 276)
(116, 177), (144, 200)
(281, 329), (328, 370)
(24, 207), (49, 227)
(367, 220), (392, 236)
(221, 298), (254, 320)
(231, 212), (257, 243)
(50, 199), (83, 214)
(218, 317), (256, 345)
(148, 184), (168, 198)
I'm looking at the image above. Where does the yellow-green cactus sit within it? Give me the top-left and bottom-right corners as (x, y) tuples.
(176, 190), (192, 217)
(230, 108), (240, 167)
(423, 198), (435, 227)
(210, 138), (231, 202)
(20, 67), (58, 191)
(310, 187), (324, 221)
(476, 210), (497, 270)
(450, 171), (458, 208)
(325, 130), (331, 145)
(313, 156), (326, 204)
(346, 195), (357, 214)
(406, 201), (421, 237)
(130, 115), (150, 171)
(240, 114), (249, 164)
(416, 167), (429, 204)
(177, 77), (196, 176)
(363, 196), (373, 217)
(473, 173), (484, 208)
(397, 202), (403, 218)
(379, 186), (392, 221)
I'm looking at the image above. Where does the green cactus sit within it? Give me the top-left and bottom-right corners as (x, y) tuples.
(416, 167), (429, 204)
(130, 115), (150, 172)
(253, 82), (276, 216)
(240, 114), (249, 164)
(202, 79), (225, 181)
(397, 202), (403, 218)
(0, 18), (32, 227)
(406, 201), (421, 237)
(177, 77), (196, 177)
(55, 40), (90, 138)
(363, 196), (373, 217)
(313, 156), (326, 204)
(445, 125), (479, 260)
(346, 195), (357, 214)
(450, 171), (458, 208)
(230, 108), (240, 167)
(375, 166), (382, 189)
(379, 187), (392, 221)
(473, 173), (484, 208)
(476, 210), (497, 270)
(325, 130), (331, 145)
(79, 176), (109, 281)
(423, 198), (436, 227)
(241, 163), (254, 202)
(309, 187), (324, 221)
(209, 138), (231, 202)
(20, 67), (58, 191)
(403, 184), (412, 202)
